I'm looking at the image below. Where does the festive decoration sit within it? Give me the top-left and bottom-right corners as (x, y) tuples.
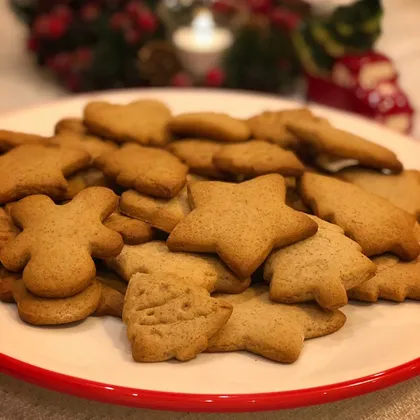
(9, 0), (415, 133)
(296, 0), (414, 134)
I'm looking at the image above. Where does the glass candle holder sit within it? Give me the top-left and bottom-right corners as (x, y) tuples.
(158, 0), (234, 80)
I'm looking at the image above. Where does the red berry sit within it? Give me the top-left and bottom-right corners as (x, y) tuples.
(81, 4), (100, 22)
(137, 10), (157, 33)
(247, 0), (273, 14)
(205, 68), (225, 87)
(171, 72), (193, 88)
(48, 18), (68, 39)
(26, 37), (39, 52)
(52, 5), (73, 25)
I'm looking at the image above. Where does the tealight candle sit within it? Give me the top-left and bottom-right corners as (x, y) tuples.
(173, 9), (233, 79)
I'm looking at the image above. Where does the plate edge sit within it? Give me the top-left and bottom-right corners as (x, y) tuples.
(0, 353), (418, 413)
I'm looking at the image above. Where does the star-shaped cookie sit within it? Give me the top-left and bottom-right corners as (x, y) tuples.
(207, 289), (346, 363)
(95, 143), (188, 198)
(106, 241), (251, 294)
(84, 99), (172, 147)
(264, 216), (376, 309)
(348, 254), (420, 302)
(167, 174), (318, 278)
(123, 273), (233, 362)
(0, 187), (124, 298)
(120, 175), (202, 233)
(337, 168), (420, 220)
(0, 145), (91, 204)
(300, 173), (420, 260)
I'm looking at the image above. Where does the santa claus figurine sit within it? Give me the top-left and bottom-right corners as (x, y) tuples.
(307, 52), (414, 134)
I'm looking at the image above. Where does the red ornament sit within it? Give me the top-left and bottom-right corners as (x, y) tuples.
(171, 72), (193, 88)
(26, 37), (39, 52)
(80, 4), (100, 22)
(247, 0), (273, 14)
(137, 10), (158, 33)
(205, 68), (225, 87)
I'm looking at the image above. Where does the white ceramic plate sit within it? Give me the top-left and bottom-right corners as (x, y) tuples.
(0, 89), (419, 412)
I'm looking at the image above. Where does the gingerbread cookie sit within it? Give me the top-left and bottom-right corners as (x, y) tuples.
(168, 112), (250, 142)
(0, 129), (48, 152)
(264, 216), (376, 309)
(123, 273), (233, 362)
(95, 143), (188, 198)
(287, 119), (403, 172)
(167, 140), (224, 178)
(54, 118), (88, 135)
(0, 187), (124, 298)
(213, 140), (305, 178)
(0, 266), (19, 302)
(84, 99), (172, 147)
(300, 173), (420, 259)
(207, 290), (346, 363)
(168, 174), (318, 278)
(337, 169), (420, 220)
(120, 175), (202, 233)
(61, 168), (112, 201)
(94, 283), (125, 318)
(247, 108), (315, 149)
(348, 254), (420, 302)
(0, 206), (19, 250)
(0, 145), (90, 204)
(49, 132), (117, 160)
(104, 209), (154, 245)
(13, 278), (102, 325)
(106, 241), (251, 293)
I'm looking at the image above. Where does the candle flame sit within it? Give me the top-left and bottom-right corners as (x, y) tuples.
(192, 9), (215, 46)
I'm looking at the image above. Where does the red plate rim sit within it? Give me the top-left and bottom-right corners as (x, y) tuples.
(0, 353), (418, 412)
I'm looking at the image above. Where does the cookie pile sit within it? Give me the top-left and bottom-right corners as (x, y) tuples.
(0, 99), (419, 365)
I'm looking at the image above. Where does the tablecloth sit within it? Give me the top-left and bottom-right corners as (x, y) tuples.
(0, 0), (419, 419)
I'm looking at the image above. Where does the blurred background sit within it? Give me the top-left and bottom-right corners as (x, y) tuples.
(0, 0), (419, 137)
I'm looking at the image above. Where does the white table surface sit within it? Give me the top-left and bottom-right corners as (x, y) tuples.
(0, 1), (419, 419)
